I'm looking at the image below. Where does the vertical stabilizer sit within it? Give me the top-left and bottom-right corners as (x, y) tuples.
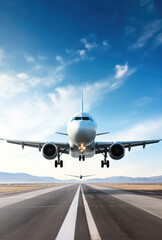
(81, 90), (83, 112)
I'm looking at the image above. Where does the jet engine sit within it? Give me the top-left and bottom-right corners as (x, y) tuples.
(109, 143), (125, 160)
(42, 143), (57, 160)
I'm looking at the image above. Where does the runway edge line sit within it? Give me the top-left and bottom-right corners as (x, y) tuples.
(81, 186), (101, 240)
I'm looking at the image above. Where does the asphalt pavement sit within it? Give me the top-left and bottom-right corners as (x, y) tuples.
(0, 183), (161, 240)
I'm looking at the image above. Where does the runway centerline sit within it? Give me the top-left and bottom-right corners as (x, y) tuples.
(56, 185), (80, 240)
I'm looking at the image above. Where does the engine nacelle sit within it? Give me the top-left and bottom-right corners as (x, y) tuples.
(109, 143), (125, 160)
(42, 143), (57, 160)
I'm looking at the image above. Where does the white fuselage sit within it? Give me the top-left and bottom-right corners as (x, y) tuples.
(67, 112), (97, 158)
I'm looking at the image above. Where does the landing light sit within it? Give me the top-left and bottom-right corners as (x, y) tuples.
(78, 143), (86, 152)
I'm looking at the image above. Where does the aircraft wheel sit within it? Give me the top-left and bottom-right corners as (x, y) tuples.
(101, 160), (104, 168)
(82, 155), (85, 161)
(60, 160), (63, 168)
(79, 155), (81, 161)
(106, 160), (110, 168)
(55, 160), (58, 168)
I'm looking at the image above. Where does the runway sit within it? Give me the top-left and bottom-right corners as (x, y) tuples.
(0, 184), (162, 240)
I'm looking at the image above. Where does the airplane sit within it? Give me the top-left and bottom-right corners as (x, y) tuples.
(65, 174), (94, 179)
(0, 94), (161, 168)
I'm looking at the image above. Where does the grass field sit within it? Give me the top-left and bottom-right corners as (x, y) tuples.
(0, 183), (64, 193)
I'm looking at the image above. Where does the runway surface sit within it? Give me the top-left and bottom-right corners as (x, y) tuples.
(0, 183), (162, 240)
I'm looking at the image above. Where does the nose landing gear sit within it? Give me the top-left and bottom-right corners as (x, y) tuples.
(79, 154), (85, 161)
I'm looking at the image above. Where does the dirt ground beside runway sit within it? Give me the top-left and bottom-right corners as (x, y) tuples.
(0, 183), (65, 194)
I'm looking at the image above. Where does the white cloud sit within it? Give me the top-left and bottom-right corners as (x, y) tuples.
(0, 62), (66, 97)
(98, 116), (162, 155)
(102, 40), (110, 51)
(132, 20), (162, 49)
(111, 117), (162, 142)
(48, 63), (135, 113)
(80, 38), (98, 50)
(77, 50), (86, 56)
(103, 40), (108, 46)
(24, 54), (35, 63)
(135, 96), (153, 106)
(56, 55), (64, 64)
(16, 72), (29, 79)
(0, 74), (29, 96)
(115, 62), (128, 78)
(0, 73), (49, 97)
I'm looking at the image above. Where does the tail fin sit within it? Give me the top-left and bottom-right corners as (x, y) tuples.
(81, 90), (83, 112)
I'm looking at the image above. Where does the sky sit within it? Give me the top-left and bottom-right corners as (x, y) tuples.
(0, 0), (162, 179)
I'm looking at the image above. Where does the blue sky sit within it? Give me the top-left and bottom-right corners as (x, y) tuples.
(0, 0), (162, 179)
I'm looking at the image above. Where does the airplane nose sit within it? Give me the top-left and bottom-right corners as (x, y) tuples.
(75, 128), (96, 146)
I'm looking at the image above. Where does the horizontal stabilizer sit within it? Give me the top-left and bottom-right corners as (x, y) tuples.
(55, 132), (68, 136)
(96, 132), (110, 136)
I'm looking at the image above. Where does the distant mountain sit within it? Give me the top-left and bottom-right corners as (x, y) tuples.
(0, 172), (161, 183)
(0, 172), (62, 183)
(85, 175), (162, 183)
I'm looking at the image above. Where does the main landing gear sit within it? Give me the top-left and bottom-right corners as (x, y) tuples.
(100, 148), (110, 168)
(101, 160), (109, 168)
(55, 159), (63, 168)
(54, 150), (64, 168)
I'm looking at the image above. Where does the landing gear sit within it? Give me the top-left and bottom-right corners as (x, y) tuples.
(55, 160), (63, 168)
(101, 160), (109, 168)
(54, 149), (64, 168)
(79, 154), (85, 161)
(99, 148), (110, 168)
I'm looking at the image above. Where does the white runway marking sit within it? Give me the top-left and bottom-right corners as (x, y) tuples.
(56, 185), (80, 240)
(0, 184), (72, 208)
(81, 187), (101, 240)
(89, 184), (162, 219)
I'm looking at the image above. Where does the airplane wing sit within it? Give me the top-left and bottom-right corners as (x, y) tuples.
(65, 174), (94, 178)
(95, 139), (162, 153)
(65, 175), (80, 178)
(0, 138), (69, 154)
(82, 175), (94, 178)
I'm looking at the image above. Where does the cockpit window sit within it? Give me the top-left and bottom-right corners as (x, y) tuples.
(82, 117), (89, 120)
(75, 117), (82, 120)
(70, 116), (94, 121)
